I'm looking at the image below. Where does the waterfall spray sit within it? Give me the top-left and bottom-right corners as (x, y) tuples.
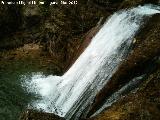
(23, 4), (160, 120)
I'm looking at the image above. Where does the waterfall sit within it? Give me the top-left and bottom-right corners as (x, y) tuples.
(23, 4), (160, 120)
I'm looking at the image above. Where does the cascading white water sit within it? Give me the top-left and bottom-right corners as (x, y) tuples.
(23, 4), (160, 120)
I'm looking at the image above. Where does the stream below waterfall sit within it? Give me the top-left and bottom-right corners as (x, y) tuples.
(0, 58), (58, 120)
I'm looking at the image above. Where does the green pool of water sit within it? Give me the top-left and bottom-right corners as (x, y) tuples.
(0, 58), (58, 120)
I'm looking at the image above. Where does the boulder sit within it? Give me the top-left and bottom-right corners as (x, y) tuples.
(19, 109), (65, 120)
(87, 14), (160, 117)
(90, 68), (160, 120)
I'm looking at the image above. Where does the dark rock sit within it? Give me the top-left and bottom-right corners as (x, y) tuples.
(23, 4), (42, 28)
(0, 4), (22, 38)
(89, 68), (160, 120)
(87, 14), (160, 117)
(19, 109), (65, 120)
(0, 0), (106, 70)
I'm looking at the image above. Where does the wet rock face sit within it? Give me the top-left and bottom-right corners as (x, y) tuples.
(87, 14), (160, 118)
(90, 68), (160, 120)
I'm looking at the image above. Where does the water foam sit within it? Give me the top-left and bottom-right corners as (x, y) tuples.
(22, 4), (160, 119)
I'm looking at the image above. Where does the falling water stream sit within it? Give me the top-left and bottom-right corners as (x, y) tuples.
(23, 4), (160, 120)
